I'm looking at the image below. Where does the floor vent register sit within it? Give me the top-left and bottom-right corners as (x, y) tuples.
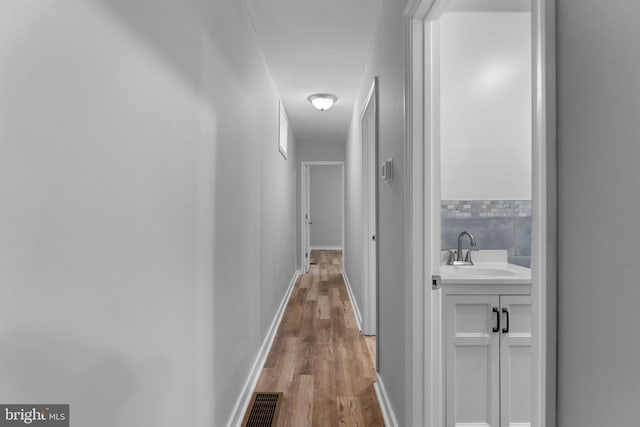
(241, 392), (282, 427)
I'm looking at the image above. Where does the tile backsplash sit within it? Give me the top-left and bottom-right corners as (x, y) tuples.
(442, 200), (531, 268)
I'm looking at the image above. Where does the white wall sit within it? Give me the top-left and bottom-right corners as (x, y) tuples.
(297, 138), (345, 162)
(309, 165), (343, 248)
(345, 0), (407, 424)
(557, 1), (640, 425)
(0, 1), (297, 426)
(440, 11), (531, 201)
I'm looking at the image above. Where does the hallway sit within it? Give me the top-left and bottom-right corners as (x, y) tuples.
(6, 0), (632, 425)
(253, 250), (384, 426)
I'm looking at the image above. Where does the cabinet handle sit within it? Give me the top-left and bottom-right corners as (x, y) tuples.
(502, 307), (510, 333)
(492, 307), (500, 333)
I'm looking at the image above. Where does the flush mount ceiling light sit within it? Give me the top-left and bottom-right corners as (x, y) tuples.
(308, 94), (337, 111)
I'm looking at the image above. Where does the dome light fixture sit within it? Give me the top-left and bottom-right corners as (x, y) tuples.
(308, 94), (337, 111)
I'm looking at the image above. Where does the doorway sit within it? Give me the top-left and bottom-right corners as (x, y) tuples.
(404, 0), (556, 426)
(300, 161), (345, 273)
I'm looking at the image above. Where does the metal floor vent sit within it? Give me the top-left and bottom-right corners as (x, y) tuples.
(241, 392), (282, 427)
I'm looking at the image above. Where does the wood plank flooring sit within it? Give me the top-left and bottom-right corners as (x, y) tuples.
(254, 250), (384, 426)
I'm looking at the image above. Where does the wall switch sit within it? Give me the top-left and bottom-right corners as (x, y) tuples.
(382, 158), (393, 182)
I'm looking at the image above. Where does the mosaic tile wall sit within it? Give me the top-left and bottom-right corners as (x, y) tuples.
(442, 200), (532, 268)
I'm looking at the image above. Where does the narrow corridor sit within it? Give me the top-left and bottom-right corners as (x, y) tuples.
(253, 250), (384, 426)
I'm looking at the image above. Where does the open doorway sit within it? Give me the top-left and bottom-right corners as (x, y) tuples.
(437, 6), (534, 427)
(300, 161), (345, 273)
(404, 0), (556, 425)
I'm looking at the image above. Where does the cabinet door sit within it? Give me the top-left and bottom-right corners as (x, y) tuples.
(446, 295), (500, 427)
(499, 295), (532, 427)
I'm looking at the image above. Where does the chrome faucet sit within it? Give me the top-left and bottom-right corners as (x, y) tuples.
(447, 231), (477, 265)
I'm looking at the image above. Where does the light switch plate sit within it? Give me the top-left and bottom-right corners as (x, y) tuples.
(382, 158), (393, 182)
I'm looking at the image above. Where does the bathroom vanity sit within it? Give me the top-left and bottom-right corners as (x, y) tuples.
(440, 250), (532, 427)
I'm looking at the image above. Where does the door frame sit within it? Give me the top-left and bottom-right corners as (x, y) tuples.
(302, 164), (312, 273)
(300, 161), (345, 271)
(361, 78), (378, 337)
(402, 0), (556, 426)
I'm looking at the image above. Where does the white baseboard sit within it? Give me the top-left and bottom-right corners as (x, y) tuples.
(342, 271), (363, 331)
(225, 269), (302, 427)
(310, 246), (343, 251)
(375, 374), (400, 427)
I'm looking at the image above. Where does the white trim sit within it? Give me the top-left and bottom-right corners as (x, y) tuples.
(301, 164), (311, 273)
(374, 374), (400, 427)
(225, 270), (302, 427)
(360, 78), (378, 337)
(427, 14), (445, 427)
(531, 0), (557, 426)
(310, 246), (343, 251)
(361, 78), (377, 119)
(402, 10), (429, 427)
(341, 163), (345, 267)
(278, 100), (288, 159)
(300, 161), (346, 274)
(342, 271), (363, 331)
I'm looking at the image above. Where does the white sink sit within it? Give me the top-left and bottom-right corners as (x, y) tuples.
(439, 250), (531, 285)
(447, 266), (517, 277)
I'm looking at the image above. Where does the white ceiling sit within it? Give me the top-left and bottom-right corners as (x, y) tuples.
(244, 0), (382, 146)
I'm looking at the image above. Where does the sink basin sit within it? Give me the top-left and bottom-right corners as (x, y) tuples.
(439, 250), (531, 284)
(449, 266), (517, 277)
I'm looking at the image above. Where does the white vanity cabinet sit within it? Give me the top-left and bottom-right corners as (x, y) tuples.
(444, 290), (531, 427)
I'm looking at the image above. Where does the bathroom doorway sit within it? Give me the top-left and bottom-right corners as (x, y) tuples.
(403, 0), (556, 425)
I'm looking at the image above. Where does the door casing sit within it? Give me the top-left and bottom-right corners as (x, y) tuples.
(402, 0), (557, 426)
(300, 161), (345, 273)
(361, 78), (378, 337)
(302, 164), (311, 273)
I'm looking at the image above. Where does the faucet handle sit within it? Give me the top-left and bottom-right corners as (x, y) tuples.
(464, 248), (478, 263)
(447, 250), (456, 265)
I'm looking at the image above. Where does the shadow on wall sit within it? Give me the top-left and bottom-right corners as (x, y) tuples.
(97, 0), (255, 98)
(442, 200), (532, 268)
(1, 1), (291, 425)
(0, 330), (170, 426)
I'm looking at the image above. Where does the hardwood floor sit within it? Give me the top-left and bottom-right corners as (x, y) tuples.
(254, 250), (384, 426)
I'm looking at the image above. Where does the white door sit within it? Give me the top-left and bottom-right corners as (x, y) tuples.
(500, 295), (532, 427)
(445, 295), (501, 427)
(361, 79), (377, 336)
(303, 164), (311, 273)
